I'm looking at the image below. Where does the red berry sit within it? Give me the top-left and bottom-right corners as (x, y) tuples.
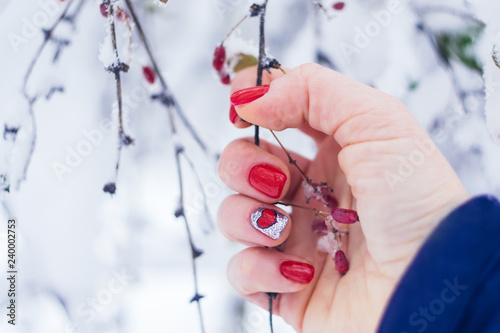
(331, 208), (358, 224)
(312, 218), (328, 235)
(116, 9), (130, 22)
(99, 3), (109, 17)
(334, 250), (349, 274)
(332, 2), (345, 10)
(219, 71), (231, 85)
(318, 187), (338, 208)
(142, 66), (156, 84)
(213, 45), (226, 71)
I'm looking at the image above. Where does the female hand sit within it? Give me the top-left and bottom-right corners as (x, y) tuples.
(217, 63), (469, 332)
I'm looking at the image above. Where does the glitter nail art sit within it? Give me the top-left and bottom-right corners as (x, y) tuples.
(250, 208), (289, 240)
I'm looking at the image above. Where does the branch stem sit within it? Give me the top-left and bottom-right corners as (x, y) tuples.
(19, 0), (84, 188)
(255, 0), (269, 146)
(269, 130), (309, 180)
(124, 0), (209, 152)
(175, 147), (206, 333)
(223, 15), (248, 43)
(22, 0), (76, 97)
(108, 3), (126, 180)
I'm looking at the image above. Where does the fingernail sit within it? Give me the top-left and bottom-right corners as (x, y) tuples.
(250, 208), (289, 239)
(248, 164), (287, 199)
(230, 85), (270, 106)
(280, 261), (314, 284)
(229, 105), (239, 124)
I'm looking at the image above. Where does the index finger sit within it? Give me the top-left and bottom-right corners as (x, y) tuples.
(231, 63), (425, 149)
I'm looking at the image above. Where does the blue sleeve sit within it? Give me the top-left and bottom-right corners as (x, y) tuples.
(377, 195), (500, 333)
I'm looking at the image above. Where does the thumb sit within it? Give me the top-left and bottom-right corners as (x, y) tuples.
(231, 63), (425, 148)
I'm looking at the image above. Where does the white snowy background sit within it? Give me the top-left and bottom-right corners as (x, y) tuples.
(0, 0), (499, 332)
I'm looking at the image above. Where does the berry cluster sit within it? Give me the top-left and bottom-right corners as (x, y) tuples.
(304, 180), (358, 274)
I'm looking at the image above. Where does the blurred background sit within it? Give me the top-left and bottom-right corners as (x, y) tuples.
(0, 0), (499, 332)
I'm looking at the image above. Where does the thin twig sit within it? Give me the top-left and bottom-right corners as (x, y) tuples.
(269, 130), (309, 180)
(313, 3), (336, 70)
(415, 18), (476, 114)
(19, 104), (37, 189)
(22, 0), (77, 97)
(19, 0), (84, 188)
(223, 14), (248, 43)
(276, 201), (318, 212)
(413, 6), (485, 114)
(175, 146), (206, 333)
(255, 0), (269, 146)
(266, 292), (277, 333)
(124, 0), (209, 152)
(254, 3), (276, 327)
(312, 0), (331, 19)
(181, 152), (215, 232)
(107, 2), (129, 182)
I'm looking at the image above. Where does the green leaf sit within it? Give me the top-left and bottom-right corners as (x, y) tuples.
(233, 53), (258, 73)
(435, 25), (484, 74)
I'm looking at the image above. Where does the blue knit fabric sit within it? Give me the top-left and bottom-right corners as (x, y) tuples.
(377, 195), (500, 333)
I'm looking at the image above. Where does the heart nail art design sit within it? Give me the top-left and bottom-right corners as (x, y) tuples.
(250, 208), (289, 240)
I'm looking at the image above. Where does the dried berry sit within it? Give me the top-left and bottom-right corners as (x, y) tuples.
(99, 3), (109, 17)
(332, 2), (345, 10)
(116, 9), (130, 22)
(334, 250), (349, 274)
(212, 45), (226, 71)
(103, 182), (116, 194)
(312, 218), (328, 235)
(142, 66), (156, 84)
(219, 71), (231, 85)
(331, 208), (358, 224)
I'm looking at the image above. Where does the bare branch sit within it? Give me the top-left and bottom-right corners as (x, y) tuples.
(181, 152), (215, 232)
(22, 0), (78, 97)
(19, 0), (85, 188)
(175, 146), (206, 333)
(254, 0), (269, 147)
(104, 1), (134, 189)
(124, 0), (209, 152)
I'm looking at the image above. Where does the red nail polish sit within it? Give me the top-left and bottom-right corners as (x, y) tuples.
(248, 164), (287, 199)
(229, 105), (238, 124)
(280, 261), (314, 284)
(230, 85), (270, 106)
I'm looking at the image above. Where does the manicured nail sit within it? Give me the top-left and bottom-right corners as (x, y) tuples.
(230, 85), (270, 106)
(229, 105), (239, 124)
(250, 208), (288, 239)
(248, 164), (287, 199)
(280, 261), (314, 284)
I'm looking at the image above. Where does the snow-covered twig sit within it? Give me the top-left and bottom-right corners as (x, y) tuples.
(181, 152), (215, 232)
(19, 0), (85, 188)
(102, 1), (134, 193)
(124, 0), (209, 153)
(175, 146), (206, 333)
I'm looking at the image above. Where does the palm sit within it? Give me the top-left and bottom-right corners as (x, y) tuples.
(276, 134), (467, 332)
